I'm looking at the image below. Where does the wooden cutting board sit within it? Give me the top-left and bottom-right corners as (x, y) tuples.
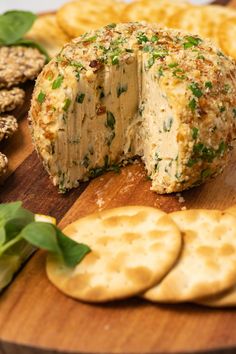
(1, 5), (236, 354)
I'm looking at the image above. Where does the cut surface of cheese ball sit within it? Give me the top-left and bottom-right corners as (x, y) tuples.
(29, 22), (236, 193)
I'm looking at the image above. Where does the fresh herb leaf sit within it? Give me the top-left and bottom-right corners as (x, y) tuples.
(63, 98), (71, 112)
(0, 201), (34, 244)
(111, 55), (119, 65)
(205, 81), (212, 89)
(187, 158), (197, 167)
(189, 98), (197, 112)
(201, 168), (211, 179)
(82, 35), (97, 43)
(0, 11), (36, 45)
(52, 75), (64, 89)
(20, 222), (61, 254)
(0, 227), (6, 246)
(56, 228), (90, 268)
(0, 202), (91, 269)
(192, 127), (199, 139)
(189, 82), (203, 98)
(172, 68), (186, 80)
(219, 106), (226, 113)
(106, 111), (116, 129)
(77, 93), (85, 103)
(37, 91), (46, 104)
(106, 23), (116, 29)
(217, 141), (227, 156)
(151, 35), (158, 42)
(183, 36), (202, 49)
(137, 33), (149, 44)
(233, 108), (236, 118)
(168, 62), (178, 68)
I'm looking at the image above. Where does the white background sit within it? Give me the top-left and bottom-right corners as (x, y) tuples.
(0, 0), (215, 13)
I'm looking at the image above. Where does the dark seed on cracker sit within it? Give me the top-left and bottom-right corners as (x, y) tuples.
(0, 87), (25, 113)
(0, 46), (46, 88)
(0, 115), (18, 141)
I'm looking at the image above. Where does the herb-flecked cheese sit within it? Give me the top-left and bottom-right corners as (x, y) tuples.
(29, 22), (236, 193)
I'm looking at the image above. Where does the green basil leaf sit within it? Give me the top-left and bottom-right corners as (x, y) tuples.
(0, 202), (34, 243)
(0, 201), (22, 220)
(56, 227), (91, 268)
(0, 227), (6, 246)
(13, 39), (50, 62)
(20, 222), (61, 254)
(0, 11), (36, 45)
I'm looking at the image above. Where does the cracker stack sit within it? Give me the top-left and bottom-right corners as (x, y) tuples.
(0, 46), (45, 177)
(51, 0), (236, 61)
(47, 205), (236, 307)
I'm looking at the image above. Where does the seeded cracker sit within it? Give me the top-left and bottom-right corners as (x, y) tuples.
(0, 153), (8, 176)
(0, 87), (25, 113)
(47, 206), (181, 302)
(0, 46), (45, 88)
(0, 116), (18, 141)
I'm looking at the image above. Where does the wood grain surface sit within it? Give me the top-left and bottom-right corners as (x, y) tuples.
(1, 2), (236, 353)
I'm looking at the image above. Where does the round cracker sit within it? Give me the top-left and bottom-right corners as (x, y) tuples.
(225, 205), (236, 218)
(57, 0), (123, 38)
(200, 6), (236, 46)
(26, 14), (70, 58)
(143, 209), (236, 303)
(168, 6), (203, 34)
(195, 285), (236, 308)
(219, 17), (236, 60)
(123, 0), (189, 27)
(47, 206), (182, 302)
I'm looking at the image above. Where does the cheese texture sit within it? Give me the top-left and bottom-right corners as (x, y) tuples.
(29, 23), (236, 193)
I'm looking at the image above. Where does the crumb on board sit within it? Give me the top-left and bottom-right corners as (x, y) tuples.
(176, 192), (185, 204)
(96, 197), (105, 209)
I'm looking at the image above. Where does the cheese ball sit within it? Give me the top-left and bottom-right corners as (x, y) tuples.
(29, 22), (236, 193)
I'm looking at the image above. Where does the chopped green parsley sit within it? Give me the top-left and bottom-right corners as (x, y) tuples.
(106, 111), (116, 130)
(137, 32), (149, 44)
(77, 93), (85, 103)
(201, 168), (211, 179)
(192, 127), (199, 139)
(52, 75), (63, 89)
(63, 98), (71, 112)
(82, 35), (97, 42)
(205, 81), (213, 89)
(189, 98), (197, 112)
(183, 36), (202, 49)
(37, 91), (46, 104)
(219, 106), (226, 113)
(189, 82), (203, 98)
(151, 35), (159, 43)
